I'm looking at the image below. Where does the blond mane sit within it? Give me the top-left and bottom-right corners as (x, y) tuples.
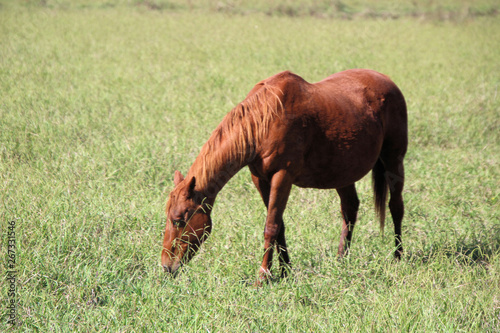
(187, 83), (284, 191)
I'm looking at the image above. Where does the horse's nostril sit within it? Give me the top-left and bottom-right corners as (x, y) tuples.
(163, 265), (172, 274)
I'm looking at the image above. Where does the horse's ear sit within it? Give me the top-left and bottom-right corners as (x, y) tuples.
(187, 176), (196, 199)
(174, 170), (184, 186)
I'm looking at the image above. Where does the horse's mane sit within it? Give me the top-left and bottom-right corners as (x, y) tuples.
(188, 83), (284, 190)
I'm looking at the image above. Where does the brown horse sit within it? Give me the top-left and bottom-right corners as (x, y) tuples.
(161, 69), (407, 280)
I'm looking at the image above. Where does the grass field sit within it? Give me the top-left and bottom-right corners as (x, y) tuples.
(1, 0), (499, 331)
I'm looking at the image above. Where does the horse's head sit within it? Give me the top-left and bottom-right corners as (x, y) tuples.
(161, 171), (212, 275)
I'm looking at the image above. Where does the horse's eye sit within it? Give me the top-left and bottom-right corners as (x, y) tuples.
(172, 219), (185, 227)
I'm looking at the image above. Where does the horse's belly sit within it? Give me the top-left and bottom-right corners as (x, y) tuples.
(293, 169), (368, 189)
(293, 143), (381, 189)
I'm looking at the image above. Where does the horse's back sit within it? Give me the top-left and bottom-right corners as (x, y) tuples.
(316, 69), (405, 111)
(318, 68), (398, 92)
(269, 69), (406, 127)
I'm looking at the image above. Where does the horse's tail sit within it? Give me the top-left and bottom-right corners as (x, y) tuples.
(372, 158), (388, 233)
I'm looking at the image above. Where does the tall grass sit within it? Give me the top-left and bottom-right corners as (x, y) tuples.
(1, 1), (499, 331)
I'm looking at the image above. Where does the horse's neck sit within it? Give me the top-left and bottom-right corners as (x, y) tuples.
(186, 126), (252, 199)
(185, 84), (282, 199)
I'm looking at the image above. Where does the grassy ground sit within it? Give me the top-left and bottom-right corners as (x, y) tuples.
(1, 1), (499, 331)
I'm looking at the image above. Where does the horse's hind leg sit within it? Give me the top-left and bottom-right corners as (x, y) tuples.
(337, 184), (360, 257)
(381, 155), (405, 259)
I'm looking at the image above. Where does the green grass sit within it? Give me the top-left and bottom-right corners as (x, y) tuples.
(1, 1), (499, 331)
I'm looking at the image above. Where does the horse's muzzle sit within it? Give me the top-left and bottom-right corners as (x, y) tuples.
(162, 261), (181, 276)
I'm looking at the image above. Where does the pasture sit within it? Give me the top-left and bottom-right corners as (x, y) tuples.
(1, 0), (499, 331)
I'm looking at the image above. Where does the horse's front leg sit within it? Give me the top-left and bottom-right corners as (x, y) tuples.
(256, 170), (293, 283)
